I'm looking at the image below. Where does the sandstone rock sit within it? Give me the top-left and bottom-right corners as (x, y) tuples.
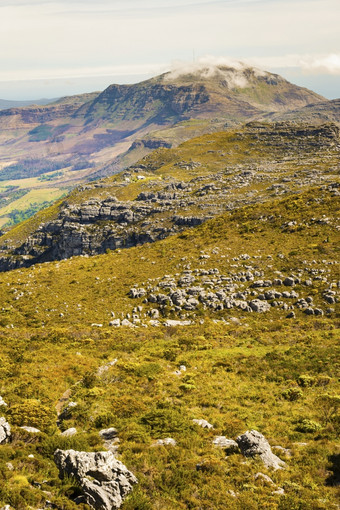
(148, 320), (161, 327)
(20, 426), (41, 433)
(54, 449), (137, 510)
(121, 319), (135, 327)
(236, 430), (285, 470)
(0, 417), (11, 444)
(99, 428), (118, 440)
(192, 419), (214, 429)
(273, 487), (285, 495)
(154, 438), (177, 446)
(249, 299), (271, 313)
(213, 436), (239, 453)
(61, 428), (77, 437)
(254, 472), (275, 484)
(283, 277), (295, 286)
(109, 319), (121, 327)
(164, 319), (191, 327)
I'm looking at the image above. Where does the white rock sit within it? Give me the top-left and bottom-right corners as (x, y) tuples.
(0, 417), (11, 444)
(54, 449), (137, 510)
(213, 436), (239, 453)
(109, 319), (121, 327)
(61, 427), (77, 437)
(164, 319), (191, 327)
(193, 419), (214, 430)
(20, 426), (41, 434)
(154, 438), (177, 446)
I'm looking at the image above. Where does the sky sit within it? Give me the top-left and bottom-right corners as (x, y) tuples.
(0, 0), (339, 100)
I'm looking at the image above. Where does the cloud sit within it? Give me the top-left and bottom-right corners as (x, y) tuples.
(247, 54), (340, 75)
(164, 56), (268, 88)
(300, 54), (340, 75)
(0, 63), (166, 83)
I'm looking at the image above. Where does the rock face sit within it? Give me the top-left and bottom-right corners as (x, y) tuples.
(0, 417), (11, 444)
(236, 430), (285, 470)
(54, 449), (137, 510)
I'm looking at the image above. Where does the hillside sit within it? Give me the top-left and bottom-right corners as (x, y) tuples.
(0, 120), (338, 271)
(267, 98), (340, 125)
(0, 167), (338, 508)
(0, 63), (328, 229)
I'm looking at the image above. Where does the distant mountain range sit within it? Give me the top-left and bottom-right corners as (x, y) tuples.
(0, 97), (58, 110)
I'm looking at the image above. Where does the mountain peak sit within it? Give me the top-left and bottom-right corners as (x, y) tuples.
(161, 58), (281, 89)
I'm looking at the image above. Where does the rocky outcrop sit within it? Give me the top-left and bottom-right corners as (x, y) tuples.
(130, 139), (172, 150)
(0, 122), (338, 272)
(0, 104), (81, 124)
(54, 449), (137, 510)
(0, 417), (11, 444)
(236, 430), (285, 470)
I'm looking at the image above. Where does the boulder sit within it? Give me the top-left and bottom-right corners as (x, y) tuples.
(249, 299), (271, 313)
(283, 277), (295, 286)
(254, 472), (275, 484)
(0, 396), (7, 407)
(109, 319), (121, 327)
(236, 430), (285, 470)
(61, 428), (77, 437)
(99, 428), (118, 440)
(213, 436), (239, 453)
(54, 449), (137, 510)
(192, 419), (214, 430)
(154, 438), (177, 446)
(0, 417), (11, 444)
(20, 426), (41, 434)
(164, 319), (191, 327)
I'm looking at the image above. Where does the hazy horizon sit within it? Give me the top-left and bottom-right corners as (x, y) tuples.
(0, 63), (339, 102)
(0, 0), (339, 101)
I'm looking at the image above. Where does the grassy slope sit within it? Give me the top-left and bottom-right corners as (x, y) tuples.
(0, 184), (338, 509)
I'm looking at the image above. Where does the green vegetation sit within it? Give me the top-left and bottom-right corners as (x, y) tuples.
(4, 200), (56, 227)
(0, 174), (338, 508)
(28, 125), (54, 142)
(38, 171), (63, 182)
(0, 119), (338, 508)
(0, 187), (28, 208)
(0, 159), (68, 181)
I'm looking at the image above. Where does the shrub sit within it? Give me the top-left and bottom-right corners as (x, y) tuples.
(297, 375), (315, 387)
(94, 411), (115, 429)
(141, 407), (190, 437)
(39, 433), (91, 457)
(282, 388), (303, 401)
(315, 394), (340, 424)
(315, 375), (331, 387)
(296, 419), (322, 433)
(82, 371), (98, 388)
(8, 399), (56, 432)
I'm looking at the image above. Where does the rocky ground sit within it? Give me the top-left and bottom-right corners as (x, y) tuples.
(0, 122), (338, 271)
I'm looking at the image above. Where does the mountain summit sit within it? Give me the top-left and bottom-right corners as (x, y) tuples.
(79, 62), (324, 128)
